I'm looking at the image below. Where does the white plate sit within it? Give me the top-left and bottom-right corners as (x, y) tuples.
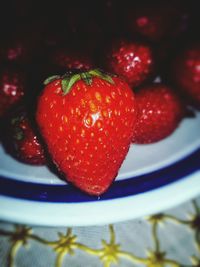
(0, 110), (200, 227)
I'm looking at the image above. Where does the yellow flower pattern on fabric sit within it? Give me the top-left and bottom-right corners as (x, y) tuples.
(0, 199), (200, 267)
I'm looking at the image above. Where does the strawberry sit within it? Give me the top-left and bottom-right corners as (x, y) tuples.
(49, 46), (94, 73)
(0, 35), (34, 65)
(0, 20), (46, 68)
(105, 39), (154, 87)
(36, 69), (137, 195)
(3, 105), (46, 165)
(133, 84), (185, 144)
(125, 1), (187, 42)
(172, 44), (200, 108)
(0, 66), (26, 118)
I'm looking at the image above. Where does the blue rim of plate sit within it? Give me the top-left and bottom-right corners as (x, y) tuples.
(0, 147), (200, 203)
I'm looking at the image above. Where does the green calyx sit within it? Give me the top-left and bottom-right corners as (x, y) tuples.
(13, 126), (24, 141)
(11, 117), (24, 141)
(43, 69), (115, 95)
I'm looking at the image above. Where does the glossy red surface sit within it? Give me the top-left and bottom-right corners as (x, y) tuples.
(107, 41), (154, 87)
(36, 75), (137, 195)
(5, 107), (46, 165)
(133, 84), (184, 144)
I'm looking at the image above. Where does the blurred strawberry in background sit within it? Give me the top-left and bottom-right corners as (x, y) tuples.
(0, 34), (40, 67)
(47, 46), (94, 73)
(133, 83), (185, 144)
(172, 44), (200, 108)
(0, 66), (27, 118)
(124, 0), (191, 43)
(2, 105), (46, 165)
(104, 39), (155, 88)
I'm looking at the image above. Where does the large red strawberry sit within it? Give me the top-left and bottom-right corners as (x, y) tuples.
(0, 66), (26, 118)
(3, 105), (46, 165)
(36, 69), (137, 195)
(105, 39), (154, 87)
(172, 44), (200, 108)
(133, 83), (185, 144)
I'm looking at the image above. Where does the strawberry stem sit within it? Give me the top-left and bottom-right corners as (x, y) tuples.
(61, 69), (115, 95)
(88, 69), (115, 85)
(43, 69), (115, 95)
(80, 72), (92, 85)
(62, 73), (81, 95)
(43, 75), (61, 85)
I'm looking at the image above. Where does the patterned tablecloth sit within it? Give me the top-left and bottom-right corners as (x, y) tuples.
(0, 195), (200, 267)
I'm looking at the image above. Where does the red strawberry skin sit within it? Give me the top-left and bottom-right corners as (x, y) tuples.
(106, 40), (154, 87)
(36, 72), (137, 195)
(4, 106), (46, 165)
(172, 45), (200, 107)
(133, 84), (184, 144)
(0, 67), (26, 118)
